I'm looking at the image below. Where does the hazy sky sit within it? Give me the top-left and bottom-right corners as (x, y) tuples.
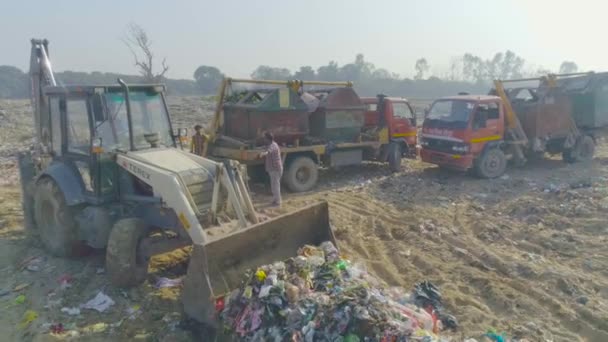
(1, 0), (607, 79)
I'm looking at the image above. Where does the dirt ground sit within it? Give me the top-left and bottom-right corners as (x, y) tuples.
(1, 98), (607, 341)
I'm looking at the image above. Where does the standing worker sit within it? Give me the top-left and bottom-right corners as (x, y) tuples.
(259, 132), (283, 207)
(190, 124), (207, 156)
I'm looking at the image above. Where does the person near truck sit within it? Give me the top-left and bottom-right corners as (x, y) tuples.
(190, 124), (207, 156)
(259, 132), (283, 207)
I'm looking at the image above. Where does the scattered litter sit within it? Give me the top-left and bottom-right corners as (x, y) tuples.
(21, 256), (45, 272)
(484, 329), (507, 342)
(219, 241), (455, 341)
(0, 289), (10, 297)
(126, 304), (141, 319)
(82, 322), (108, 334)
(13, 283), (30, 292)
(96, 268), (105, 274)
(58, 274), (73, 290)
(500, 174), (510, 180)
(61, 307), (81, 316)
(15, 294), (26, 304)
(49, 323), (65, 334)
(45, 298), (63, 309)
(155, 277), (183, 289)
(576, 296), (589, 305)
(17, 255), (40, 270)
(81, 291), (115, 313)
(19, 310), (38, 329)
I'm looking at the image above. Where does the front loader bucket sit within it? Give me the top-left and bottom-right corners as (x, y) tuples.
(182, 201), (335, 325)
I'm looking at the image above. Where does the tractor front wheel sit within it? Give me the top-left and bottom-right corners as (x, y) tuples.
(106, 218), (149, 288)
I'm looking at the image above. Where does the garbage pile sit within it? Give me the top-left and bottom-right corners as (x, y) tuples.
(218, 241), (456, 341)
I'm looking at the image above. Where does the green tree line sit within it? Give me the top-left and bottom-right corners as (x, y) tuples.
(1, 51), (579, 99)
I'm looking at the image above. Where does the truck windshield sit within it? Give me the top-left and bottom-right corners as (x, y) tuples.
(427, 100), (476, 123)
(97, 91), (173, 151)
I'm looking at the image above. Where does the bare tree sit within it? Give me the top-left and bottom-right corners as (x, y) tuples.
(414, 58), (429, 80)
(123, 23), (168, 82)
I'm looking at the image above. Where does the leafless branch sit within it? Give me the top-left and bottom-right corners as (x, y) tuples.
(123, 23), (169, 82)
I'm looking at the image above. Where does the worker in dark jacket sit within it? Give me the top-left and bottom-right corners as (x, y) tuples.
(259, 132), (283, 207)
(190, 125), (207, 156)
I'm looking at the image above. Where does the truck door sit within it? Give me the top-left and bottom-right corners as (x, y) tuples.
(390, 101), (417, 145)
(470, 102), (501, 154)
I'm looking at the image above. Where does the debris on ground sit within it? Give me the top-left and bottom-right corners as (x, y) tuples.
(61, 307), (81, 316)
(49, 323), (65, 334)
(81, 291), (115, 313)
(155, 277), (183, 289)
(219, 241), (453, 341)
(19, 310), (38, 329)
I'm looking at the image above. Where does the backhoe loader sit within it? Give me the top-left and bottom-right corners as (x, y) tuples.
(19, 38), (335, 327)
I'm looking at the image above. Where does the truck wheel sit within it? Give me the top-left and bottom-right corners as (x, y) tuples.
(33, 177), (80, 257)
(106, 218), (149, 288)
(563, 136), (595, 163)
(475, 148), (506, 178)
(576, 136), (595, 162)
(388, 143), (402, 172)
(284, 156), (318, 193)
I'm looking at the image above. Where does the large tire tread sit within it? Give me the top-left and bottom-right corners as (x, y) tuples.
(283, 156), (318, 193)
(106, 218), (149, 288)
(33, 177), (79, 257)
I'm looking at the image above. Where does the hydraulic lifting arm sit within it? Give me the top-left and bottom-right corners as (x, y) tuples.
(30, 39), (57, 149)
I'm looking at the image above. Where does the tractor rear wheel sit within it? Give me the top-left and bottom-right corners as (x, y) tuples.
(388, 143), (402, 172)
(106, 218), (149, 288)
(33, 177), (80, 257)
(284, 156), (318, 193)
(474, 148), (507, 178)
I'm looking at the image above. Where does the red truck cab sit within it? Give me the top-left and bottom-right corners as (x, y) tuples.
(361, 95), (418, 158)
(420, 95), (507, 177)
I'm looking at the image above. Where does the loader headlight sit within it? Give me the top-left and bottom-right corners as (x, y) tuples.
(420, 138), (429, 147)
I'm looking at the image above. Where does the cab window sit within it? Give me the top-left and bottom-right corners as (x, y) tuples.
(393, 102), (413, 119)
(476, 103), (499, 120)
(66, 98), (91, 155)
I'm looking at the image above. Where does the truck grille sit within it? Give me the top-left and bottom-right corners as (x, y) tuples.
(424, 138), (456, 153)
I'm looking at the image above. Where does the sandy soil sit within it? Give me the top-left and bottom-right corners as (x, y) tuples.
(1, 98), (607, 341)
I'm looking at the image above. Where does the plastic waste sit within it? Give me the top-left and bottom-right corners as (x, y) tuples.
(155, 277), (182, 289)
(50, 323), (65, 334)
(15, 294), (26, 304)
(255, 269), (267, 282)
(61, 307), (81, 316)
(81, 291), (115, 313)
(218, 241), (456, 341)
(19, 310), (37, 329)
(82, 322), (108, 333)
(484, 330), (507, 342)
